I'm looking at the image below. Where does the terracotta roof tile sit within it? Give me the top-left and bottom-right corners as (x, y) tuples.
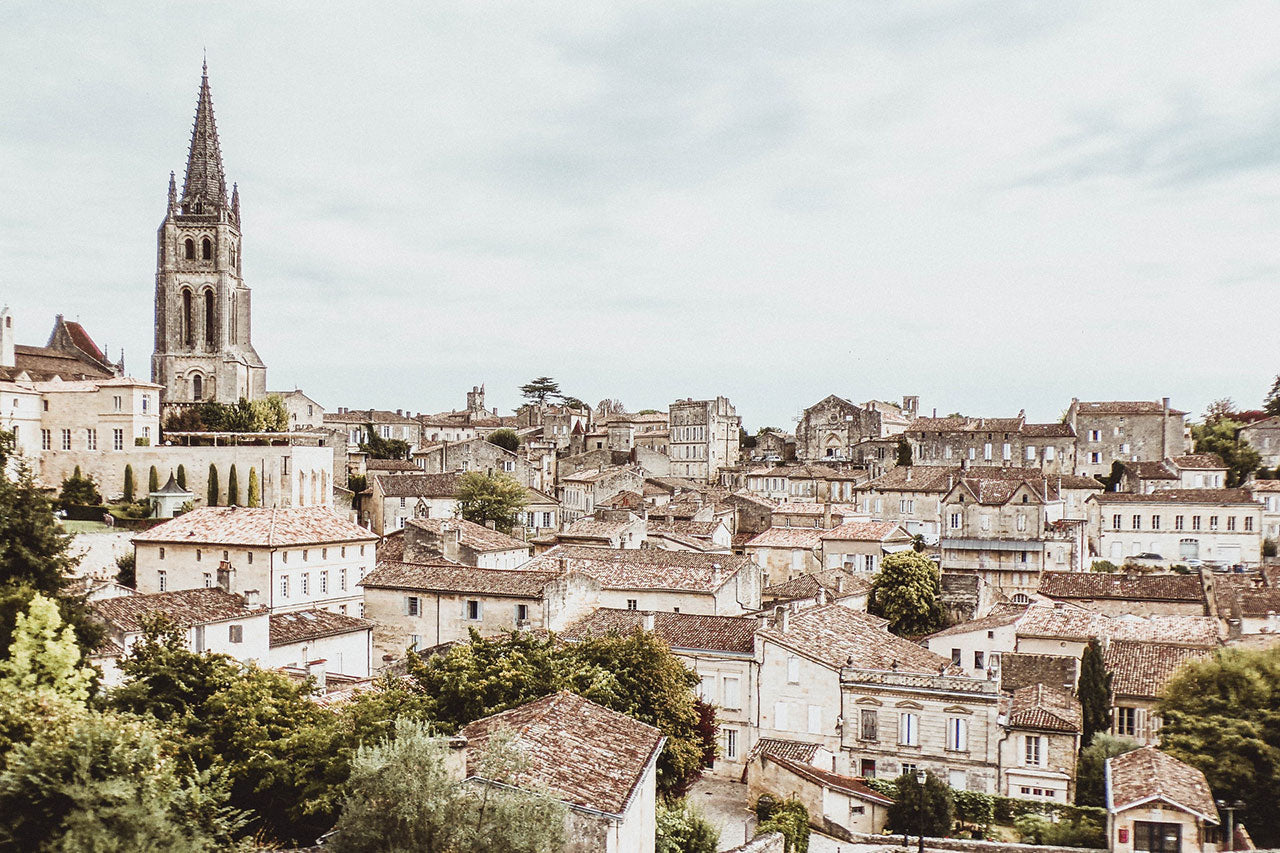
(406, 517), (530, 553)
(360, 560), (565, 598)
(372, 472), (459, 498)
(92, 587), (255, 632)
(820, 521), (908, 542)
(763, 753), (895, 805)
(1090, 489), (1255, 505)
(133, 507), (377, 547)
(744, 737), (822, 766)
(1076, 401), (1187, 416)
(1102, 640), (1212, 699)
(745, 528), (825, 549)
(558, 607), (757, 654)
(763, 570), (871, 604)
(460, 691), (664, 816)
(1107, 747), (1217, 820)
(526, 546), (751, 594)
(268, 609), (372, 647)
(758, 604), (952, 673)
(1005, 683), (1082, 733)
(1038, 572), (1206, 603)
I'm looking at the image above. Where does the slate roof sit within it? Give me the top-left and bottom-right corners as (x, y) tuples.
(460, 691), (665, 816)
(1037, 572), (1206, 604)
(406, 517), (530, 553)
(1005, 683), (1082, 733)
(558, 608), (757, 655)
(269, 609), (372, 647)
(758, 604), (953, 673)
(526, 546), (750, 594)
(360, 561), (563, 598)
(92, 587), (255, 632)
(133, 507), (377, 547)
(1102, 641), (1212, 699)
(1106, 747), (1217, 821)
(763, 753), (895, 805)
(1089, 489), (1255, 505)
(373, 472), (459, 498)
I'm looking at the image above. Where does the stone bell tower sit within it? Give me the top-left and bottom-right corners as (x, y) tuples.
(152, 61), (267, 406)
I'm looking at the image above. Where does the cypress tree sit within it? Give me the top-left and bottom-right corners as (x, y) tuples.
(227, 465), (240, 507)
(1078, 637), (1113, 748)
(122, 465), (135, 503)
(148, 465), (159, 495)
(176, 464), (187, 490)
(247, 467), (260, 508)
(207, 464), (219, 508)
(896, 435), (913, 467)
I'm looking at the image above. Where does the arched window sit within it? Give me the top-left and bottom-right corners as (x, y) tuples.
(201, 237), (212, 260)
(204, 290), (216, 347)
(184, 239), (195, 260)
(192, 374), (203, 402)
(182, 289), (194, 346)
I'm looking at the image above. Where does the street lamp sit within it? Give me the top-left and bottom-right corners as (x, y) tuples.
(1216, 799), (1245, 851)
(917, 771), (928, 853)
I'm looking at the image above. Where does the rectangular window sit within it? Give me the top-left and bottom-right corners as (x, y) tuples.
(787, 655), (800, 684)
(860, 709), (878, 741)
(516, 603), (529, 622)
(1089, 430), (1101, 441)
(899, 712), (919, 746)
(1024, 735), (1043, 766)
(773, 701), (790, 731)
(950, 513), (961, 529)
(723, 676), (741, 710)
(1175, 515), (1184, 531)
(113, 429), (124, 450)
(280, 575), (289, 598)
(301, 573), (310, 596)
(724, 728), (738, 760)
(340, 568), (347, 591)
(626, 599), (638, 610)
(947, 717), (968, 752)
(1113, 514), (1123, 529)
(41, 429), (51, 450)
(1090, 452), (1101, 464)
(1192, 516), (1202, 531)
(86, 429), (97, 450)
(406, 596), (420, 616)
(1245, 517), (1254, 532)
(229, 624), (243, 643)
(974, 651), (985, 669)
(1210, 516), (1219, 531)
(320, 571), (328, 594)
(1152, 515), (1161, 530)
(1227, 516), (1236, 531)
(157, 570), (167, 592)
(466, 600), (481, 620)
(1132, 514), (1142, 530)
(60, 429), (71, 450)
(1116, 706), (1137, 737)
(203, 572), (212, 588)
(951, 648), (961, 665)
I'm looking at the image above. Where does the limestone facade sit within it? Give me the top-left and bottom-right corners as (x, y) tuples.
(669, 396), (740, 481)
(1067, 399), (1189, 478)
(796, 396), (883, 463)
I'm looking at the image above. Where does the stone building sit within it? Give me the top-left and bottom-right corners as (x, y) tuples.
(1067, 399), (1189, 479)
(904, 415), (1077, 476)
(413, 436), (535, 487)
(997, 683), (1082, 802)
(1238, 416), (1280, 469)
(668, 396), (740, 481)
(1087, 489), (1263, 567)
(1105, 748), (1220, 853)
(152, 63), (267, 407)
(0, 309), (123, 383)
(796, 395), (883, 462)
(402, 516), (531, 570)
(271, 389), (325, 429)
(365, 472), (459, 534)
(1102, 640), (1212, 746)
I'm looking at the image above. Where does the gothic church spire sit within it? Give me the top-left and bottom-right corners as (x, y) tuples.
(181, 60), (228, 214)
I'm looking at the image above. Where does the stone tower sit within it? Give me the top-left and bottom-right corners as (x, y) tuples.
(152, 62), (267, 406)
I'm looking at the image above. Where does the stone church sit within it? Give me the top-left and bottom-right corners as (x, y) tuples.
(152, 63), (267, 407)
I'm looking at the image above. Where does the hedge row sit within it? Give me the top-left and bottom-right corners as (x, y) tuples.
(857, 779), (1105, 832)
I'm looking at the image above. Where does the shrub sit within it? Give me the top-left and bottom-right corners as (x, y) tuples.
(887, 772), (953, 838)
(1014, 812), (1106, 848)
(756, 795), (809, 853)
(1090, 560), (1119, 573)
(1264, 539), (1278, 558)
(122, 465), (135, 503)
(115, 552), (136, 588)
(147, 465), (159, 495)
(58, 466), (102, 507)
(227, 465), (239, 507)
(207, 464), (219, 507)
(953, 789), (995, 830)
(176, 465), (187, 490)
(656, 798), (718, 853)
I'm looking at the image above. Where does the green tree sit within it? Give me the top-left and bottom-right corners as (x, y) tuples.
(657, 798), (719, 853)
(1203, 397), (1237, 424)
(519, 376), (560, 405)
(176, 464), (187, 490)
(455, 471), (528, 534)
(1265, 375), (1280, 416)
(251, 395), (289, 432)
(1157, 646), (1280, 847)
(406, 629), (713, 798)
(0, 707), (250, 852)
(756, 795), (810, 853)
(896, 435), (913, 467)
(328, 720), (566, 853)
(114, 552), (136, 588)
(1078, 638), (1112, 748)
(58, 465), (102, 506)
(886, 771), (954, 838)
(122, 464), (135, 502)
(246, 467), (260, 508)
(149, 465), (160, 495)
(227, 465), (239, 507)
(0, 592), (95, 704)
(359, 425), (410, 460)
(486, 428), (520, 453)
(1074, 733), (1139, 807)
(868, 550), (946, 636)
(559, 395), (588, 411)
(1191, 419), (1260, 487)
(207, 464), (219, 507)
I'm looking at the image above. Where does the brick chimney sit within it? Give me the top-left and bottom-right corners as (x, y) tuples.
(216, 561), (233, 593)
(443, 526), (461, 563)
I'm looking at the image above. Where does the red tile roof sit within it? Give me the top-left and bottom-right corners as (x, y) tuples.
(1090, 489), (1255, 505)
(133, 507), (377, 547)
(526, 546), (751, 594)
(1005, 683), (1081, 733)
(92, 587), (256, 632)
(1106, 747), (1217, 820)
(406, 517), (530, 553)
(558, 607), (757, 654)
(1038, 571), (1206, 603)
(758, 604), (952, 673)
(372, 472), (459, 498)
(763, 753), (895, 806)
(1076, 401), (1186, 416)
(360, 560), (566, 598)
(460, 691), (665, 816)
(1102, 640), (1212, 699)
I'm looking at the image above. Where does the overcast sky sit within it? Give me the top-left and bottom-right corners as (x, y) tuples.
(2, 2), (1278, 429)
